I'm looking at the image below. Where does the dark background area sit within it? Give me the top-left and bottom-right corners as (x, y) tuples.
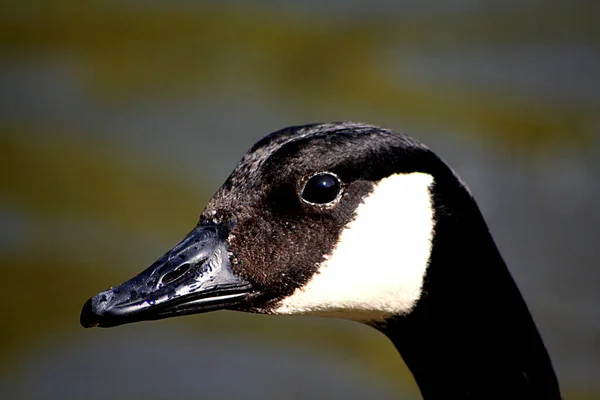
(1, 1), (599, 399)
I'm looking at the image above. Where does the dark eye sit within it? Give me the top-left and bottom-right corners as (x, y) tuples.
(301, 172), (341, 205)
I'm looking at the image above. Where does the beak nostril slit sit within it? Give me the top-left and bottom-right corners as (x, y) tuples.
(161, 263), (191, 286)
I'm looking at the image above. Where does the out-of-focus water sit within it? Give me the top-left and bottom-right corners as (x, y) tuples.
(8, 326), (404, 400)
(1, 2), (599, 399)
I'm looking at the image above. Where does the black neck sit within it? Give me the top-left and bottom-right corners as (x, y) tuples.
(374, 179), (561, 399)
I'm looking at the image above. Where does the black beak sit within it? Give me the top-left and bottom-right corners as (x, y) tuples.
(80, 223), (252, 328)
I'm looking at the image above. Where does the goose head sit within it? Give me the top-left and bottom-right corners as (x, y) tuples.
(80, 122), (444, 326)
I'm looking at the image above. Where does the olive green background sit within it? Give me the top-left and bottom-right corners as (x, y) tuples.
(1, 1), (599, 399)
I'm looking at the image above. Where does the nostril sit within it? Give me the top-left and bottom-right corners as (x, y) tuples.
(161, 263), (191, 286)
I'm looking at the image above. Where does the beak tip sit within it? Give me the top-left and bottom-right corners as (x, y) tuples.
(80, 298), (100, 328)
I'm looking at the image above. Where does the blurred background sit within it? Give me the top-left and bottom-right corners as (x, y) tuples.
(1, 1), (599, 399)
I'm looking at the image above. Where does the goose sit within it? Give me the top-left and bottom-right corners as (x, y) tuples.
(80, 122), (561, 399)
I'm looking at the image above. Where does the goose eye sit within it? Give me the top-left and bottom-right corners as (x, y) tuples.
(301, 173), (341, 205)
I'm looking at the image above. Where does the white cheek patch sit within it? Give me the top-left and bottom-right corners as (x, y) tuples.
(273, 172), (435, 321)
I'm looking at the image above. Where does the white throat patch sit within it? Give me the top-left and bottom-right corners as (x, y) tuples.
(273, 172), (435, 321)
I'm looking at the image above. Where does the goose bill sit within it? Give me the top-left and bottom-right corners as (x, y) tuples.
(80, 223), (252, 328)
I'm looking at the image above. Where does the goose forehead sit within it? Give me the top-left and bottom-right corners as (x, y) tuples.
(203, 125), (371, 214)
(232, 123), (368, 175)
(218, 122), (417, 187)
